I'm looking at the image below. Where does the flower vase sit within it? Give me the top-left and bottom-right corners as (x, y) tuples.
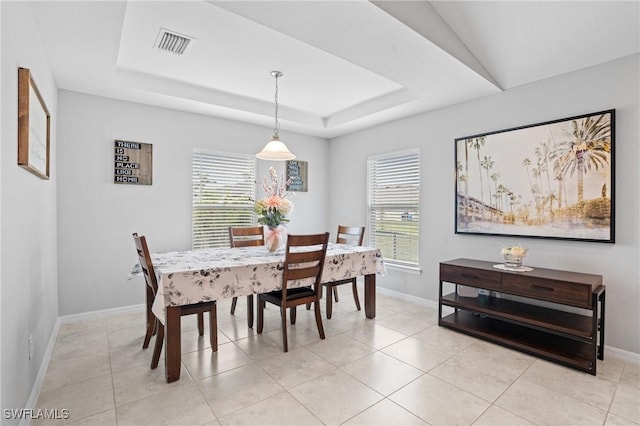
(504, 254), (523, 267)
(265, 225), (286, 252)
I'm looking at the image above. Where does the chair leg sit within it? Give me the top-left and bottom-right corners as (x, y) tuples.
(290, 306), (297, 324)
(257, 297), (265, 334)
(197, 312), (204, 336)
(246, 295), (254, 328)
(333, 286), (339, 302)
(314, 301), (326, 340)
(143, 315), (155, 349)
(209, 303), (218, 352)
(150, 320), (163, 369)
(326, 284), (334, 319)
(230, 297), (238, 315)
(280, 305), (289, 352)
(143, 285), (155, 348)
(352, 279), (361, 311)
(308, 285), (322, 310)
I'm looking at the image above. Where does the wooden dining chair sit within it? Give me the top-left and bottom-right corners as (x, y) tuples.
(323, 225), (365, 319)
(133, 232), (160, 349)
(132, 233), (217, 368)
(257, 232), (330, 352)
(228, 226), (264, 328)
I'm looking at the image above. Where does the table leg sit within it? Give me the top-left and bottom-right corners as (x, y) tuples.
(246, 295), (254, 328)
(364, 274), (376, 319)
(598, 289), (606, 360)
(165, 306), (181, 383)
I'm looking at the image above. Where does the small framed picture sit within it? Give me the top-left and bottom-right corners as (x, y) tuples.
(286, 160), (308, 192)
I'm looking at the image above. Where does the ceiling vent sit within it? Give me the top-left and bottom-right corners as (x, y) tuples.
(154, 28), (194, 56)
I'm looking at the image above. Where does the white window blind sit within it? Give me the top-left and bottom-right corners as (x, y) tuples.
(192, 150), (256, 249)
(367, 149), (420, 268)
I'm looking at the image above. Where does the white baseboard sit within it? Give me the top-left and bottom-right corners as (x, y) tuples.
(58, 303), (145, 323)
(375, 286), (439, 310)
(20, 318), (61, 426)
(605, 345), (640, 364)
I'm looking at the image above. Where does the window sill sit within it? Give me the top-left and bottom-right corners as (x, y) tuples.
(384, 262), (422, 275)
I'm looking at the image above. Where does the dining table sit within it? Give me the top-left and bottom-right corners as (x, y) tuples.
(130, 242), (386, 382)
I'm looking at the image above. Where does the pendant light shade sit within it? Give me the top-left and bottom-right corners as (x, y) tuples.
(256, 135), (295, 160)
(256, 71), (295, 161)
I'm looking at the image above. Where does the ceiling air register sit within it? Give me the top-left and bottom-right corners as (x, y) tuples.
(154, 28), (194, 56)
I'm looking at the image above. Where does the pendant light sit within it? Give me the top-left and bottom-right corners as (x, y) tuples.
(256, 71), (296, 161)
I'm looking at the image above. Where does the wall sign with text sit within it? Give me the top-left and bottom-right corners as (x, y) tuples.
(114, 140), (152, 185)
(286, 160), (308, 192)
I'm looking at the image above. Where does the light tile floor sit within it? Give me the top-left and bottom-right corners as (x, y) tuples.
(35, 287), (639, 426)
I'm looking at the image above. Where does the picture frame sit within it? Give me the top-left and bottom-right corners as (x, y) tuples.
(455, 109), (615, 243)
(286, 160), (308, 192)
(18, 67), (51, 179)
(114, 140), (153, 185)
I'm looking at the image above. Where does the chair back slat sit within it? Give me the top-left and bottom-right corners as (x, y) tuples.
(133, 233), (158, 293)
(286, 265), (322, 281)
(229, 226), (265, 248)
(286, 249), (326, 264)
(282, 233), (329, 298)
(337, 225), (365, 246)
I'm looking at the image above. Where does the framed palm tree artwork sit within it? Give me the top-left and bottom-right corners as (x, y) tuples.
(455, 109), (615, 243)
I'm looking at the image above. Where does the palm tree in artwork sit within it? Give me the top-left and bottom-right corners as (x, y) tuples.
(456, 161), (466, 194)
(463, 140), (472, 224)
(553, 166), (565, 209)
(491, 172), (500, 214)
(468, 137), (486, 217)
(459, 175), (468, 199)
(532, 165), (544, 219)
(554, 114), (611, 202)
(507, 190), (516, 213)
(481, 156), (495, 220)
(496, 184), (506, 211)
(535, 140), (554, 197)
(522, 158), (540, 219)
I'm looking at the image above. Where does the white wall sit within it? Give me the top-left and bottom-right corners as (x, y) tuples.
(1, 2), (59, 419)
(56, 91), (329, 316)
(329, 54), (640, 354)
(0, 0), (4, 410)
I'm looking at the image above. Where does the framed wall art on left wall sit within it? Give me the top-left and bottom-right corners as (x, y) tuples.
(18, 67), (51, 179)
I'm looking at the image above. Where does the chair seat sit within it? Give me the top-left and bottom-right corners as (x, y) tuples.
(260, 286), (314, 304)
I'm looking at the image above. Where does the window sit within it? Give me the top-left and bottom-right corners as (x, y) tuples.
(192, 150), (256, 249)
(367, 149), (420, 269)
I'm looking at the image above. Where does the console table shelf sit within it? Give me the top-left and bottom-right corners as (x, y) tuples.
(440, 294), (594, 339)
(439, 258), (605, 375)
(440, 311), (594, 371)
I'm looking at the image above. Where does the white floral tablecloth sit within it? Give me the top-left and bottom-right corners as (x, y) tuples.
(129, 243), (386, 323)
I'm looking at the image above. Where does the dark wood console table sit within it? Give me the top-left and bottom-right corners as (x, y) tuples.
(439, 258), (605, 375)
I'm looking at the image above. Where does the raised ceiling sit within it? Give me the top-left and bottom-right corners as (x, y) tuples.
(30, 1), (639, 138)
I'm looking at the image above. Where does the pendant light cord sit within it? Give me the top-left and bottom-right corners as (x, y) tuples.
(273, 73), (280, 138)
